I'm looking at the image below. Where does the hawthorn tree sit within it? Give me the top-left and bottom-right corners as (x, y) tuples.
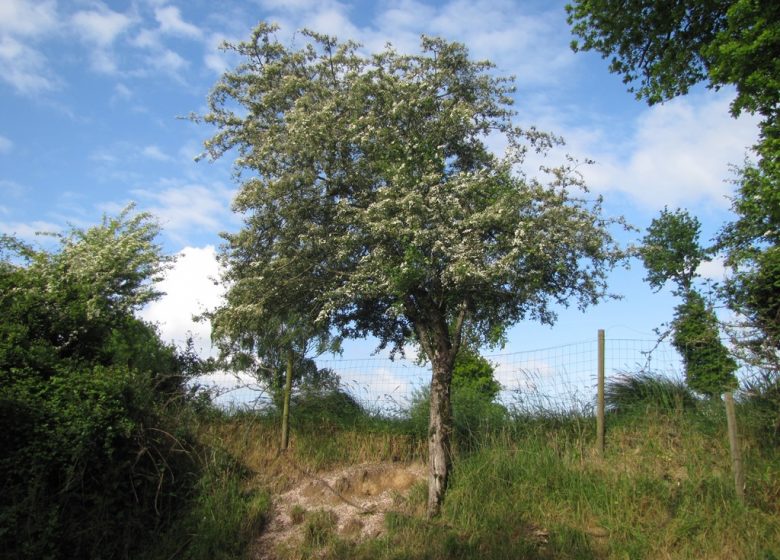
(199, 24), (625, 516)
(0, 208), (205, 559)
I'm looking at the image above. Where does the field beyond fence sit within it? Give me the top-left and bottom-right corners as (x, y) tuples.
(204, 334), (702, 413)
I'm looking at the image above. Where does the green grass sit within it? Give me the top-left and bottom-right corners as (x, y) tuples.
(144, 384), (780, 560)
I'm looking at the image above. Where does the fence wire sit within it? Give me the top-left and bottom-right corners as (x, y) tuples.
(205, 336), (719, 413)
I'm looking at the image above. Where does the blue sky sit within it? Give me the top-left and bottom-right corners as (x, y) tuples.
(0, 0), (760, 369)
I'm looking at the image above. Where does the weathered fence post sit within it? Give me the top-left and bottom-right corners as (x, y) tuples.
(596, 329), (605, 455)
(280, 347), (294, 451)
(724, 391), (745, 503)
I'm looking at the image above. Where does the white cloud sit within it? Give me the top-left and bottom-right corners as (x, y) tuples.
(0, 1), (59, 93)
(261, 1), (573, 86)
(203, 32), (236, 75)
(131, 182), (234, 235)
(557, 92), (759, 209)
(71, 5), (133, 47)
(147, 48), (188, 74)
(0, 35), (57, 93)
(139, 245), (224, 352)
(70, 3), (134, 74)
(258, 0), (330, 12)
(0, 179), (26, 197)
(0, 219), (61, 240)
(491, 354), (555, 391)
(0, 135), (12, 154)
(141, 144), (171, 161)
(0, 0), (58, 37)
(131, 28), (161, 49)
(697, 257), (729, 282)
(154, 5), (202, 38)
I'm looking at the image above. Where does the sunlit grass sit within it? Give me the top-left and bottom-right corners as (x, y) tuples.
(148, 385), (780, 560)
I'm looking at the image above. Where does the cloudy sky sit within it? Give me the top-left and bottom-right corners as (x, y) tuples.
(0, 0), (759, 371)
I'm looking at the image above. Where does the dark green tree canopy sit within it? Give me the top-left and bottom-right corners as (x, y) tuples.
(672, 290), (738, 396)
(567, 0), (780, 129)
(640, 207), (708, 295)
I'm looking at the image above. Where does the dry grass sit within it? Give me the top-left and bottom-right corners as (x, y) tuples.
(186, 399), (780, 560)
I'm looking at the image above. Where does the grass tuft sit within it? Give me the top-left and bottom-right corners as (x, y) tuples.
(605, 371), (697, 415)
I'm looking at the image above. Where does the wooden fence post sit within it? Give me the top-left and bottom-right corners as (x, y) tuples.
(596, 329), (605, 456)
(724, 391), (745, 503)
(280, 347), (294, 451)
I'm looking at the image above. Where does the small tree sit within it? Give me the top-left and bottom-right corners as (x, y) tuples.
(567, 0), (780, 373)
(199, 25), (625, 516)
(672, 291), (738, 396)
(640, 208), (737, 396)
(451, 347), (501, 401)
(208, 302), (339, 449)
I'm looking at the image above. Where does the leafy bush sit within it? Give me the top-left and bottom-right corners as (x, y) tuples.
(451, 348), (501, 401)
(0, 209), (205, 560)
(291, 387), (368, 430)
(672, 291), (738, 396)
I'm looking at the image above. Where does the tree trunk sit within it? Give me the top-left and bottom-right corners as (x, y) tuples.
(280, 347), (294, 451)
(427, 355), (454, 518)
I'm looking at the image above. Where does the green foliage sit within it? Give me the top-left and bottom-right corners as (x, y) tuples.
(451, 348), (501, 401)
(672, 291), (738, 396)
(0, 208), (203, 560)
(199, 21), (624, 380)
(605, 371), (697, 414)
(705, 0), (780, 124)
(566, 0), (779, 126)
(568, 0), (780, 380)
(718, 161), (780, 370)
(640, 207), (707, 295)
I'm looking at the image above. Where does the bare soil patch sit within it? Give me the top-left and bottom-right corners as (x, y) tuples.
(252, 461), (426, 559)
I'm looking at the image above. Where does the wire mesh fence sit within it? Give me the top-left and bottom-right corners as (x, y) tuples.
(203, 334), (705, 414)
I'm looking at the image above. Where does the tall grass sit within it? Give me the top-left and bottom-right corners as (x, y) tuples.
(605, 371), (697, 414)
(259, 377), (780, 559)
(143, 374), (780, 560)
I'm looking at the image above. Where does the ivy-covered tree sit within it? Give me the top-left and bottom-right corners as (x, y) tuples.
(672, 290), (738, 396)
(717, 162), (780, 370)
(567, 0), (780, 372)
(198, 24), (625, 516)
(640, 208), (737, 396)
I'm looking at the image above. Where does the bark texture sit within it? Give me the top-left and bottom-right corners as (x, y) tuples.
(427, 346), (456, 517)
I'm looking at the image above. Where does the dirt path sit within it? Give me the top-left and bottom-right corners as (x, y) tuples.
(252, 461), (426, 559)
